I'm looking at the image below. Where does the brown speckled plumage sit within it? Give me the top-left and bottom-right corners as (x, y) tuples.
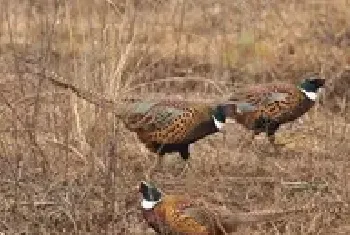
(231, 83), (310, 128)
(29, 67), (227, 162)
(142, 195), (216, 235)
(139, 181), (312, 235)
(122, 101), (224, 160)
(226, 78), (325, 144)
(125, 101), (218, 145)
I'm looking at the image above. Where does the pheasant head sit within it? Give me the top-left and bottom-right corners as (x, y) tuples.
(212, 104), (228, 131)
(297, 76), (325, 101)
(139, 181), (163, 210)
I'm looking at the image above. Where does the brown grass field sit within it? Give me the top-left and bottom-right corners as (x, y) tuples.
(1, 0), (350, 234)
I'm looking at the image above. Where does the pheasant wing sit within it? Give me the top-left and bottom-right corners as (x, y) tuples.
(157, 198), (212, 235)
(182, 206), (223, 234)
(231, 90), (289, 113)
(124, 102), (188, 132)
(244, 85), (303, 123)
(230, 83), (300, 122)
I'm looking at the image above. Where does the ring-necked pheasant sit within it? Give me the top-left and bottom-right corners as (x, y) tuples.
(26, 66), (228, 176)
(139, 181), (309, 235)
(226, 76), (325, 148)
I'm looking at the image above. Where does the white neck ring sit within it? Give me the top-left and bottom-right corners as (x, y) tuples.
(213, 116), (224, 130)
(299, 88), (317, 101)
(141, 199), (161, 210)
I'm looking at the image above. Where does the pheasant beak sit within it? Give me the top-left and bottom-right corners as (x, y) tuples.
(316, 78), (326, 88)
(139, 181), (148, 194)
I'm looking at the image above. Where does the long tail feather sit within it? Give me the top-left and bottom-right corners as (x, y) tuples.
(219, 201), (348, 233)
(218, 208), (307, 233)
(230, 208), (303, 223)
(24, 64), (137, 118)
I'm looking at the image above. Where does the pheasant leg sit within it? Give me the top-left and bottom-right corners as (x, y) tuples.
(265, 134), (286, 172)
(177, 146), (190, 177)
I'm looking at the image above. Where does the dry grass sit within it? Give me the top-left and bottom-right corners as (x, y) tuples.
(1, 0), (350, 234)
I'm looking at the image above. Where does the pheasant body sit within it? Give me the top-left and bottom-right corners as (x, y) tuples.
(227, 77), (325, 143)
(142, 195), (214, 235)
(30, 67), (227, 161)
(232, 83), (310, 131)
(123, 101), (224, 159)
(125, 101), (220, 145)
(139, 181), (309, 235)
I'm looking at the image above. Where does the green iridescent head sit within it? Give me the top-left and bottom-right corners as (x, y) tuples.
(212, 104), (227, 130)
(298, 76), (325, 101)
(298, 76), (325, 93)
(213, 105), (227, 123)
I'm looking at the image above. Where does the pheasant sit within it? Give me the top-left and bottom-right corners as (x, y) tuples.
(226, 76), (325, 147)
(139, 181), (309, 235)
(26, 66), (228, 175)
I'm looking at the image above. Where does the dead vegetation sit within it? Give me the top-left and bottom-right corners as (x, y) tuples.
(0, 0), (350, 234)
